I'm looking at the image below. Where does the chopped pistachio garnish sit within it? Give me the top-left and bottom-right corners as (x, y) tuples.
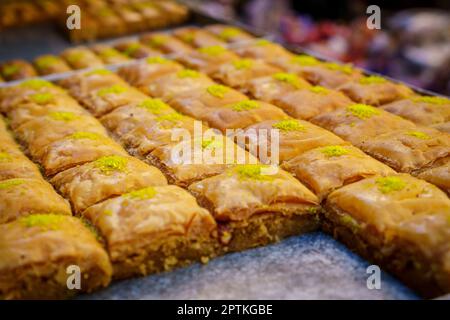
(2, 64), (19, 77)
(273, 119), (305, 131)
(291, 55), (320, 66)
(35, 56), (60, 69)
(69, 132), (102, 140)
(201, 138), (223, 149)
(198, 45), (227, 56)
(85, 69), (112, 76)
(340, 214), (359, 230)
(48, 111), (79, 122)
(412, 96), (449, 105)
(232, 59), (253, 70)
(346, 104), (380, 119)
(319, 145), (349, 157)
(181, 33), (194, 43)
(103, 210), (113, 216)
(272, 72), (302, 89)
(229, 100), (259, 111)
(206, 84), (229, 98)
(0, 178), (25, 190)
(323, 62), (354, 74)
(19, 79), (54, 89)
(81, 218), (101, 240)
(19, 214), (66, 231)
(0, 152), (12, 162)
(98, 48), (122, 58)
(156, 112), (184, 122)
(309, 86), (329, 94)
(122, 43), (141, 56)
(256, 39), (271, 46)
(146, 56), (170, 64)
(146, 35), (167, 47)
(66, 51), (85, 64)
(177, 69), (200, 78)
(359, 75), (387, 85)
(406, 131), (431, 140)
(218, 27), (240, 40)
(138, 98), (170, 114)
(30, 92), (54, 104)
(94, 155), (128, 174)
(375, 176), (406, 194)
(97, 84), (127, 97)
(126, 186), (156, 200)
(234, 164), (274, 181)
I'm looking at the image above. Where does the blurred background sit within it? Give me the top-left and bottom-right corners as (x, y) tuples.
(189, 0), (450, 95)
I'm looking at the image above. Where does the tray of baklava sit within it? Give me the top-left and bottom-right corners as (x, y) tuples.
(0, 21), (449, 300)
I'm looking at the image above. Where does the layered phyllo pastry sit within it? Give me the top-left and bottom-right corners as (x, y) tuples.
(82, 185), (216, 279)
(247, 72), (311, 103)
(33, 54), (72, 76)
(244, 119), (347, 162)
(132, 1), (167, 28)
(173, 26), (226, 48)
(338, 75), (414, 105)
(91, 45), (130, 65)
(0, 144), (43, 181)
(94, 7), (126, 39)
(360, 128), (450, 174)
(114, 41), (161, 59)
(0, 59), (37, 81)
(311, 104), (416, 146)
(432, 122), (450, 134)
(0, 178), (71, 224)
(381, 96), (450, 127)
(212, 58), (281, 93)
(273, 86), (353, 120)
(232, 39), (292, 62)
(154, 1), (189, 24)
(416, 158), (449, 195)
(206, 25), (254, 43)
(167, 84), (247, 119)
(272, 54), (362, 89)
(200, 100), (288, 132)
(112, 4), (145, 33)
(176, 45), (240, 74)
(51, 155), (167, 214)
(60, 47), (104, 70)
(0, 215), (112, 299)
(324, 174), (450, 297)
(283, 145), (395, 200)
(189, 164), (320, 252)
(118, 56), (184, 88)
(140, 32), (194, 54)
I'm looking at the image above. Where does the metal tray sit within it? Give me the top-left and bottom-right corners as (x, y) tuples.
(1, 5), (445, 300)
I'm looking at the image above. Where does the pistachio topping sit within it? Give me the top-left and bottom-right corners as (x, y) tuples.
(19, 79), (54, 89)
(272, 72), (302, 89)
(69, 132), (102, 140)
(234, 164), (274, 181)
(126, 186), (156, 200)
(206, 84), (230, 98)
(146, 35), (167, 47)
(97, 84), (128, 97)
(406, 131), (431, 140)
(412, 96), (449, 105)
(0, 178), (25, 190)
(85, 69), (112, 76)
(323, 62), (354, 74)
(218, 27), (241, 40)
(291, 55), (320, 66)
(232, 59), (253, 70)
(94, 155), (128, 174)
(375, 176), (407, 194)
(309, 86), (329, 94)
(198, 45), (227, 56)
(0, 151), (12, 162)
(98, 48), (122, 58)
(229, 100), (259, 111)
(177, 69), (200, 78)
(2, 64), (19, 77)
(256, 39), (271, 46)
(146, 56), (170, 64)
(19, 214), (66, 231)
(156, 112), (184, 122)
(48, 111), (79, 122)
(319, 145), (349, 157)
(346, 104), (380, 119)
(35, 56), (60, 69)
(138, 98), (170, 114)
(273, 119), (305, 132)
(30, 92), (54, 104)
(122, 43), (141, 56)
(359, 75), (387, 85)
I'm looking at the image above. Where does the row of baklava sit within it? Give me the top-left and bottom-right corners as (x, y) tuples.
(91, 51), (450, 297)
(0, 0), (60, 29)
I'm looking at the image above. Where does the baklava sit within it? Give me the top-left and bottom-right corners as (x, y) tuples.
(0, 214), (112, 299)
(114, 41), (161, 59)
(189, 164), (320, 252)
(173, 26), (226, 48)
(324, 174), (450, 297)
(206, 25), (254, 43)
(0, 59), (37, 81)
(33, 55), (72, 76)
(140, 32), (194, 54)
(416, 158), (449, 195)
(60, 47), (104, 70)
(0, 143), (43, 181)
(91, 45), (130, 65)
(232, 39), (292, 62)
(82, 185), (216, 279)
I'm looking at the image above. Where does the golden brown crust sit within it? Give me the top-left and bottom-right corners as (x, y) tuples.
(0, 147), (42, 181)
(416, 158), (449, 195)
(51, 155), (167, 214)
(140, 32), (194, 54)
(0, 178), (71, 224)
(90, 45), (130, 65)
(114, 41), (161, 59)
(0, 215), (112, 299)
(232, 40), (292, 62)
(0, 59), (37, 81)
(33, 54), (72, 76)
(60, 47), (104, 70)
(173, 27), (226, 48)
(205, 24), (254, 43)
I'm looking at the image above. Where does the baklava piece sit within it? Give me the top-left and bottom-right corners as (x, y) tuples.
(60, 47), (104, 70)
(140, 32), (194, 54)
(0, 59), (37, 81)
(176, 45), (240, 75)
(173, 26), (226, 48)
(82, 185), (216, 279)
(274, 86), (353, 120)
(154, 1), (189, 24)
(0, 144), (42, 181)
(168, 84), (247, 119)
(247, 72), (311, 103)
(324, 174), (450, 297)
(189, 164), (320, 252)
(416, 158), (449, 195)
(244, 119), (347, 162)
(339, 75), (414, 105)
(114, 41), (161, 59)
(132, 1), (167, 28)
(360, 127), (450, 174)
(112, 4), (145, 33)
(91, 45), (130, 65)
(95, 7), (126, 39)
(212, 58), (281, 93)
(0, 214), (112, 299)
(0, 178), (71, 224)
(311, 104), (416, 147)
(33, 54), (72, 76)
(144, 69), (215, 102)
(232, 39), (292, 62)
(201, 100), (288, 132)
(206, 25), (254, 43)
(51, 155), (167, 214)
(283, 145), (395, 200)
(117, 56), (184, 89)
(273, 54), (362, 89)
(381, 96), (450, 127)
(432, 122), (450, 134)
